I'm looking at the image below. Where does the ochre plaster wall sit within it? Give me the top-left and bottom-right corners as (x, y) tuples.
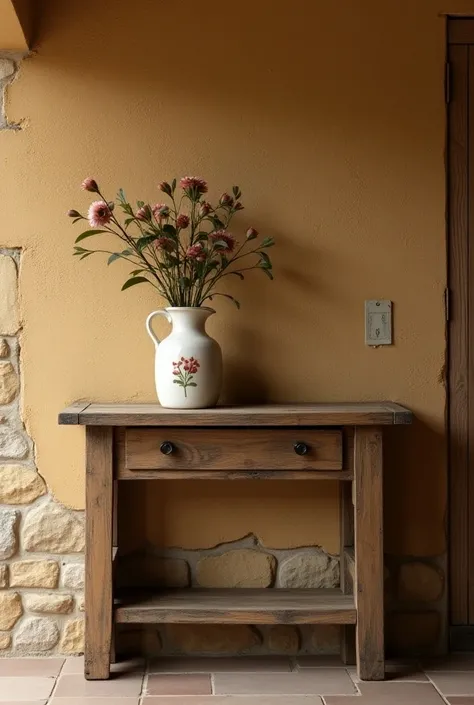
(1, 0), (466, 559)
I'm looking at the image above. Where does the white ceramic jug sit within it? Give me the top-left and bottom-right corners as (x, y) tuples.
(146, 307), (222, 409)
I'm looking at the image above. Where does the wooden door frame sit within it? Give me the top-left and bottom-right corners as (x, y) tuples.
(448, 16), (474, 649)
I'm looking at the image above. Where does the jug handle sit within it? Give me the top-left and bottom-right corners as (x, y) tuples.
(146, 309), (171, 348)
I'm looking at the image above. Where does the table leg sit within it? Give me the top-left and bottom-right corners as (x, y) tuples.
(340, 479), (356, 665)
(354, 426), (384, 681)
(85, 426), (114, 680)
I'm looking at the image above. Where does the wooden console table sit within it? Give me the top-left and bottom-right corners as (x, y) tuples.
(59, 402), (412, 682)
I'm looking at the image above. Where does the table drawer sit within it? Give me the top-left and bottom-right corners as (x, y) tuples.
(125, 428), (343, 472)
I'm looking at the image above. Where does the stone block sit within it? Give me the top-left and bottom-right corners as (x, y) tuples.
(0, 362), (18, 404)
(267, 625), (300, 654)
(77, 594), (84, 611)
(62, 562), (84, 590)
(0, 465), (46, 504)
(167, 624), (261, 654)
(0, 509), (19, 559)
(0, 339), (9, 358)
(311, 625), (340, 653)
(15, 617), (60, 652)
(119, 553), (190, 588)
(60, 618), (84, 654)
(0, 427), (28, 459)
(10, 560), (59, 588)
(0, 60), (15, 81)
(398, 561), (444, 603)
(24, 593), (73, 614)
(0, 591), (22, 629)
(0, 564), (8, 588)
(23, 499), (84, 553)
(0, 632), (11, 649)
(197, 549), (276, 588)
(278, 550), (339, 588)
(0, 256), (19, 335)
(387, 611), (440, 653)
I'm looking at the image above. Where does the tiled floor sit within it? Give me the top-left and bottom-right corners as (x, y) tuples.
(1, 654), (474, 704)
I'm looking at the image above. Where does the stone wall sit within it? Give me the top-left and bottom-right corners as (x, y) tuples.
(0, 250), (85, 656)
(116, 536), (341, 657)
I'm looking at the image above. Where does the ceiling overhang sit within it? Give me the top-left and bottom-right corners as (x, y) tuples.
(0, 0), (33, 51)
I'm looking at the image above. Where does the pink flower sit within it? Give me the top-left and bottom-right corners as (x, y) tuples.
(209, 229), (236, 253)
(87, 200), (112, 228)
(199, 202), (212, 217)
(158, 181), (172, 195)
(155, 237), (175, 252)
(186, 242), (206, 262)
(219, 193), (233, 206)
(246, 227), (258, 240)
(176, 214), (190, 229)
(180, 176), (208, 195)
(136, 205), (151, 221)
(82, 177), (98, 193)
(152, 203), (170, 219)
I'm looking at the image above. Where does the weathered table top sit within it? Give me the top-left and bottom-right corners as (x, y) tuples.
(58, 401), (413, 427)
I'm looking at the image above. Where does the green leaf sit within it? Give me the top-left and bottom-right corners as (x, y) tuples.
(258, 251), (272, 269)
(229, 271), (245, 280)
(210, 216), (224, 229)
(195, 231), (209, 242)
(232, 185), (239, 197)
(117, 188), (126, 203)
(210, 293), (241, 309)
(137, 200), (145, 209)
(171, 178), (177, 192)
(124, 217), (137, 226)
(179, 276), (191, 290)
(162, 224), (177, 238)
(121, 276), (149, 291)
(79, 252), (94, 260)
(261, 268), (274, 280)
(136, 235), (157, 251)
(74, 229), (108, 243)
(188, 382), (197, 387)
(173, 379), (184, 386)
(107, 249), (132, 265)
(213, 240), (229, 250)
(129, 268), (146, 276)
(260, 237), (275, 248)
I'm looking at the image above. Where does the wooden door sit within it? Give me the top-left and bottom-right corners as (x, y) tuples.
(448, 17), (474, 649)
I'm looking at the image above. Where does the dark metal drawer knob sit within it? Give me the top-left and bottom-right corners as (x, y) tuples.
(160, 441), (175, 455)
(294, 441), (309, 456)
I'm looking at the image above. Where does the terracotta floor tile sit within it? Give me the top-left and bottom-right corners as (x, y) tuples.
(62, 659), (144, 677)
(53, 674), (143, 698)
(325, 682), (446, 704)
(147, 657), (292, 673)
(51, 699), (139, 705)
(0, 677), (56, 701)
(348, 663), (429, 682)
(0, 702), (47, 705)
(144, 698), (324, 704)
(447, 699), (474, 704)
(61, 659), (85, 676)
(214, 670), (357, 696)
(146, 674), (212, 696)
(427, 671), (474, 696)
(0, 660), (64, 678)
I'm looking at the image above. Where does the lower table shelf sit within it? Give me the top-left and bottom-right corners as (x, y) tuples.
(114, 588), (356, 625)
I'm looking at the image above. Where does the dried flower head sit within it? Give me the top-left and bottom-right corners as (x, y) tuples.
(219, 193), (233, 206)
(136, 205), (152, 221)
(180, 176), (208, 195)
(234, 201), (244, 211)
(155, 237), (175, 252)
(88, 200), (112, 228)
(176, 214), (190, 229)
(157, 181), (172, 195)
(82, 178), (99, 193)
(67, 209), (82, 218)
(186, 242), (206, 262)
(246, 227), (258, 240)
(199, 202), (212, 217)
(152, 203), (170, 219)
(209, 229), (236, 253)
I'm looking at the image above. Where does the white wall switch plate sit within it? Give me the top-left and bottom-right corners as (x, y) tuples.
(365, 300), (392, 345)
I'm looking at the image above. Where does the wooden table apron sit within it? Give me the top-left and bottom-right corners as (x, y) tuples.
(58, 402), (413, 682)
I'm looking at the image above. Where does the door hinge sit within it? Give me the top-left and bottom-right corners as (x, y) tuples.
(445, 287), (451, 321)
(445, 62), (451, 104)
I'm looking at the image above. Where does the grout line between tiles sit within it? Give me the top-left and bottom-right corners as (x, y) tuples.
(425, 673), (454, 704)
(45, 668), (62, 704)
(210, 672), (215, 695)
